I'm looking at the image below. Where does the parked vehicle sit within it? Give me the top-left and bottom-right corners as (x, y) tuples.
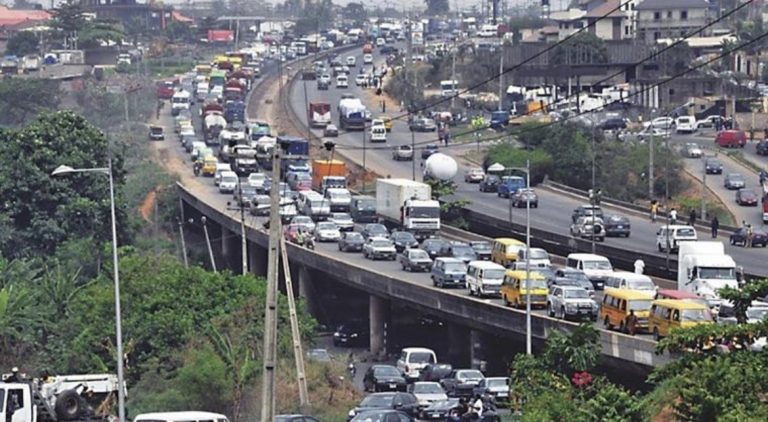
(135, 412), (230, 422)
(730, 226), (768, 247)
(656, 224), (697, 252)
(333, 321), (369, 346)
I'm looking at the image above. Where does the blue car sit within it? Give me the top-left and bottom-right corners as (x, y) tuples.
(497, 176), (526, 198)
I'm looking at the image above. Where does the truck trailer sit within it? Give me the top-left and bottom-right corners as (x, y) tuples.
(376, 178), (441, 240)
(311, 159), (346, 192)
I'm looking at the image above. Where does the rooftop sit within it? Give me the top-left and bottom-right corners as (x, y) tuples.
(0, 6), (51, 28)
(585, 0), (628, 18)
(636, 0), (709, 10)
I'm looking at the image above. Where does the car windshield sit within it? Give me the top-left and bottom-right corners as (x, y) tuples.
(563, 289), (590, 299)
(486, 379), (507, 387)
(583, 260), (612, 270)
(310, 200), (328, 208)
(331, 191), (351, 199)
(410, 250), (430, 260)
(332, 213), (352, 221)
(346, 233), (364, 241)
(505, 244), (521, 253)
(675, 228), (696, 237)
(357, 199), (376, 211)
(628, 299), (653, 311)
(452, 246), (475, 256)
(222, 176), (237, 184)
(521, 279), (547, 289)
(444, 262), (467, 272)
(360, 394), (394, 407)
(698, 267), (735, 280)
(371, 240), (392, 247)
(530, 249), (548, 259)
(740, 190), (757, 198)
(317, 223), (336, 230)
(682, 309), (712, 322)
(458, 370), (483, 379)
(368, 225), (387, 233)
(249, 174), (265, 181)
(409, 352), (435, 364)
(628, 280), (655, 290)
(373, 367), (400, 377)
(394, 232), (416, 241)
(294, 217), (311, 224)
(727, 174), (743, 181)
(484, 269), (506, 279)
(240, 186), (257, 195)
(707, 160), (722, 166)
(413, 383), (443, 393)
(410, 207), (440, 218)
(472, 242), (491, 252)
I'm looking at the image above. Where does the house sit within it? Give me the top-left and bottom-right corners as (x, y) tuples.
(79, 0), (193, 31)
(550, 8), (587, 40)
(0, 5), (51, 39)
(583, 0), (633, 40)
(635, 0), (710, 44)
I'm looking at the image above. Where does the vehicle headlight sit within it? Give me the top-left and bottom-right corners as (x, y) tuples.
(566, 303), (577, 311)
(350, 333), (358, 338)
(333, 332), (339, 337)
(348, 410), (356, 417)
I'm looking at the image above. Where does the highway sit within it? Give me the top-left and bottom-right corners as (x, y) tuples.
(286, 46), (768, 277)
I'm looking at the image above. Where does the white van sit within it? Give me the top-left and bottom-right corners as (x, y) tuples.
(466, 261), (506, 297)
(565, 253), (613, 290)
(675, 116), (696, 133)
(134, 411), (229, 422)
(336, 74), (348, 88)
(656, 224), (697, 252)
(213, 163), (232, 186)
(346, 56), (357, 67)
(171, 90), (191, 116)
(604, 272), (657, 293)
(370, 125), (387, 142)
(396, 347), (437, 381)
(298, 190), (331, 220)
(363, 53), (373, 64)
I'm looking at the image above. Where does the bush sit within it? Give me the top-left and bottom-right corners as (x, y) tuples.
(483, 143), (553, 184)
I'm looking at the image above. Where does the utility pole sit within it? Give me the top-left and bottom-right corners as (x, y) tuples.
(498, 46), (504, 111)
(525, 159), (531, 355)
(201, 216), (216, 272)
(649, 132), (654, 199)
(239, 183), (248, 275)
(451, 37), (457, 110)
(177, 218), (189, 268)
(279, 237), (310, 408)
(260, 142), (282, 422)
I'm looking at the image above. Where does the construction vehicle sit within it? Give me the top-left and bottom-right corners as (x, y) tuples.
(1, 372), (120, 422)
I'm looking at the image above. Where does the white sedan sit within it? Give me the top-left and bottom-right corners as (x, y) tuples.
(314, 222), (341, 242)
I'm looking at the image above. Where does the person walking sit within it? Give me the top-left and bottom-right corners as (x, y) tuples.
(688, 208), (697, 226)
(650, 201), (658, 223)
(747, 224), (754, 248)
(634, 259), (645, 275)
(670, 208), (678, 225)
(711, 216), (720, 238)
(626, 310), (638, 336)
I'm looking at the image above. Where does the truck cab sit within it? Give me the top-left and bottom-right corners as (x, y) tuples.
(497, 176), (526, 198)
(677, 241), (741, 309)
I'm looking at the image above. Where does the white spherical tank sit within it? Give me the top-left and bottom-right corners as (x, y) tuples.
(425, 153), (458, 180)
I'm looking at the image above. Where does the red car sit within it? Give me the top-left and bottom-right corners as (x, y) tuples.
(283, 224), (303, 242)
(715, 130), (747, 148)
(736, 188), (758, 206)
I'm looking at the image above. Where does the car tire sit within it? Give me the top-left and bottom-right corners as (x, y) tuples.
(560, 307), (566, 319)
(547, 303), (554, 317)
(503, 294), (510, 307)
(730, 238), (735, 245)
(619, 320), (626, 333)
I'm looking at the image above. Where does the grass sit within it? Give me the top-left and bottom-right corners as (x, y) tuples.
(725, 150), (763, 173)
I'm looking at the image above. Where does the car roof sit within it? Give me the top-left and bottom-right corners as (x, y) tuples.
(434, 257), (464, 263)
(467, 260), (505, 270)
(402, 347), (435, 353)
(603, 288), (655, 300)
(652, 299), (710, 310)
(567, 253), (608, 260)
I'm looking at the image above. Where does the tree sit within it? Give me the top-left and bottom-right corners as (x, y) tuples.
(424, 0), (449, 16)
(551, 32), (608, 65)
(0, 79), (62, 126)
(78, 20), (125, 49)
(342, 2), (367, 23)
(653, 41), (695, 76)
(51, 1), (86, 48)
(6, 31), (39, 57)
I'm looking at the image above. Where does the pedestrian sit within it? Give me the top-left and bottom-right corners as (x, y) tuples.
(626, 310), (638, 336)
(650, 201), (658, 222)
(689, 208), (697, 226)
(711, 216), (720, 238)
(747, 224), (754, 248)
(5, 367), (20, 383)
(634, 259), (645, 275)
(670, 208), (678, 225)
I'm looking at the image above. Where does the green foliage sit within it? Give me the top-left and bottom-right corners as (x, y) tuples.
(654, 42), (695, 76)
(424, 0), (450, 15)
(551, 32), (608, 65)
(5, 31), (39, 57)
(342, 2), (367, 23)
(482, 144), (552, 185)
(656, 320), (768, 354)
(720, 278), (768, 323)
(78, 20), (124, 49)
(541, 324), (601, 375)
(0, 79), (62, 126)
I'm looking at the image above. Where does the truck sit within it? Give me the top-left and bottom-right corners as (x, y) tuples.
(677, 241), (741, 308)
(338, 98), (367, 131)
(170, 90), (191, 116)
(224, 100), (246, 123)
(308, 102), (332, 128)
(230, 145), (258, 176)
(0, 372), (120, 422)
(363, 43), (373, 54)
(22, 55), (40, 72)
(277, 136), (310, 157)
(312, 159), (346, 191)
(375, 178), (441, 240)
(203, 113), (227, 144)
(1, 55), (19, 75)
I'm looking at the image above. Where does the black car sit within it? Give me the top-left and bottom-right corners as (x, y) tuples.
(233, 185), (259, 207)
(419, 399), (462, 420)
(448, 242), (477, 263)
(469, 241), (492, 260)
(479, 175), (500, 192)
(362, 223), (390, 239)
(333, 321), (369, 347)
(421, 144), (439, 159)
(364, 366), (408, 393)
(421, 238), (451, 259)
(338, 232), (365, 252)
(730, 227), (768, 247)
(705, 158), (723, 174)
(418, 363), (453, 382)
(316, 80), (329, 90)
(348, 392), (419, 421)
(757, 140), (768, 156)
(603, 214), (631, 237)
(351, 410), (413, 422)
(736, 188), (759, 206)
(391, 231), (419, 252)
(597, 118), (627, 130)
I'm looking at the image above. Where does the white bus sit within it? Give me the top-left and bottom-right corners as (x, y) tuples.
(440, 80), (459, 97)
(134, 411), (229, 422)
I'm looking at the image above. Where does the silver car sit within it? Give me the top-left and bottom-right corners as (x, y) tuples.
(314, 222), (341, 242)
(570, 216), (605, 241)
(328, 212), (354, 231)
(724, 173), (745, 190)
(362, 237), (396, 260)
(547, 286), (598, 321)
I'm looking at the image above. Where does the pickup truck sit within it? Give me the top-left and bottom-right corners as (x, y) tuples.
(398, 248), (433, 272)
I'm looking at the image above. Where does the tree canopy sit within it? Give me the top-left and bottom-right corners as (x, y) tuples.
(424, 0), (450, 16)
(551, 32), (608, 65)
(5, 31), (39, 57)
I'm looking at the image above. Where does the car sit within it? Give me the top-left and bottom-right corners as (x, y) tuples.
(346, 56), (357, 67)
(497, 176), (526, 198)
(232, 184), (258, 207)
(637, 127), (670, 142)
(348, 392), (419, 420)
(675, 116), (696, 133)
(418, 399), (462, 421)
(355, 74), (369, 86)
(421, 144), (439, 159)
(704, 158), (723, 174)
(333, 321), (369, 347)
(695, 115), (723, 129)
(392, 145), (414, 161)
(468, 241), (492, 260)
(319, 73), (331, 84)
(602, 214), (631, 237)
(181, 134), (199, 150)
(479, 175), (501, 192)
(570, 216), (605, 241)
(362, 223), (389, 239)
(287, 172), (312, 191)
(290, 215), (316, 232)
(430, 257), (467, 288)
(391, 231), (419, 252)
(249, 195), (271, 216)
(316, 79), (329, 90)
(350, 410), (414, 422)
(338, 231), (365, 252)
(715, 129), (747, 148)
(597, 117), (626, 130)
(306, 348), (331, 362)
(472, 377), (510, 402)
(282, 223), (303, 242)
(218, 171), (238, 194)
(314, 221), (341, 242)
(464, 168), (485, 183)
(409, 117), (437, 132)
(571, 204), (604, 223)
(730, 227), (768, 247)
(736, 188), (759, 206)
(421, 238), (451, 259)
(275, 415), (320, 422)
(247, 172), (268, 191)
(447, 242), (477, 263)
(547, 286), (599, 321)
(362, 366), (408, 392)
(758, 140), (768, 156)
(324, 124), (339, 137)
(363, 53), (373, 64)
(684, 142), (703, 158)
(418, 363), (453, 382)
(328, 212), (354, 231)
(643, 116), (674, 130)
(363, 237), (397, 260)
(554, 268), (596, 296)
(724, 173), (746, 190)
(511, 188), (538, 208)
(398, 248), (433, 272)
(440, 369), (485, 398)
(148, 125), (164, 140)
(408, 382), (448, 408)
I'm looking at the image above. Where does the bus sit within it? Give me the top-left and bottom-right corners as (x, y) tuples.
(440, 80), (458, 97)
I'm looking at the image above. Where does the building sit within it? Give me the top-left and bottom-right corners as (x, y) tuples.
(583, 0), (633, 41)
(550, 9), (586, 40)
(79, 0), (192, 31)
(0, 5), (51, 39)
(635, 0), (710, 44)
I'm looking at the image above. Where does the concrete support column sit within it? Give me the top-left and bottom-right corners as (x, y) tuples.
(297, 265), (318, 317)
(220, 227), (240, 271)
(470, 330), (488, 372)
(248, 243), (268, 277)
(446, 324), (471, 368)
(369, 295), (390, 358)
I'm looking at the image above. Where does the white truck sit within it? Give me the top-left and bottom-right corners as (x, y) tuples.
(376, 178), (441, 240)
(0, 372), (120, 422)
(22, 55), (40, 73)
(170, 90), (191, 116)
(677, 241), (741, 308)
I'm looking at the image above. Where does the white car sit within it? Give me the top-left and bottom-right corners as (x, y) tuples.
(643, 116), (674, 130)
(336, 75), (348, 88)
(213, 163), (232, 186)
(247, 172), (267, 192)
(684, 142), (703, 158)
(570, 217), (605, 241)
(638, 127), (670, 141)
(319, 74), (331, 84)
(290, 215), (316, 233)
(313, 222), (341, 242)
(362, 237), (396, 260)
(363, 54), (373, 64)
(376, 38), (386, 47)
(218, 171), (239, 194)
(328, 212), (354, 231)
(409, 382), (448, 407)
(346, 56), (356, 67)
(355, 74), (368, 86)
(675, 116), (696, 133)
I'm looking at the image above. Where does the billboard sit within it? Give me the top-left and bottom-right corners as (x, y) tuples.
(208, 30), (234, 43)
(412, 31), (423, 46)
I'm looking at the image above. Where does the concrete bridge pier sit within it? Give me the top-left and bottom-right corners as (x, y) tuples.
(220, 227), (240, 271)
(296, 264), (319, 317)
(470, 330), (489, 372)
(248, 243), (268, 277)
(446, 323), (471, 368)
(370, 295), (390, 358)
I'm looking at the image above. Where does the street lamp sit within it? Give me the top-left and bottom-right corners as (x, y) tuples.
(52, 160), (125, 422)
(505, 162), (532, 355)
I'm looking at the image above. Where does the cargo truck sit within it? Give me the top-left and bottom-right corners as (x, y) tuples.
(376, 178), (441, 240)
(312, 159), (346, 191)
(338, 98), (367, 130)
(308, 102), (332, 127)
(678, 241), (741, 309)
(224, 100), (246, 123)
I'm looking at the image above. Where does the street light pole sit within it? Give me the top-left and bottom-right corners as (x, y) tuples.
(52, 160), (125, 422)
(524, 159), (531, 355)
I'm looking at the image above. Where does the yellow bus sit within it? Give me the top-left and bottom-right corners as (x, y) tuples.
(649, 299), (713, 340)
(501, 270), (548, 309)
(600, 288), (654, 333)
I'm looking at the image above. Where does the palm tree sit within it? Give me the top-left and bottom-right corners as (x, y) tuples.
(208, 325), (257, 422)
(0, 285), (45, 359)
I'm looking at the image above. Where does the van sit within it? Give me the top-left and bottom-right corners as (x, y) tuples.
(675, 116), (695, 133)
(396, 347), (437, 381)
(370, 125), (387, 142)
(604, 272), (657, 293)
(213, 163), (232, 186)
(649, 299), (713, 340)
(715, 129), (747, 148)
(565, 253), (613, 290)
(655, 289), (711, 309)
(430, 257), (468, 288)
(466, 261), (506, 297)
(201, 156), (218, 177)
(298, 191), (331, 220)
(325, 187), (351, 212)
(600, 288), (655, 333)
(336, 74), (348, 88)
(491, 238), (525, 267)
(134, 411), (229, 422)
(656, 225), (697, 252)
(500, 270), (548, 309)
(350, 195), (377, 223)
